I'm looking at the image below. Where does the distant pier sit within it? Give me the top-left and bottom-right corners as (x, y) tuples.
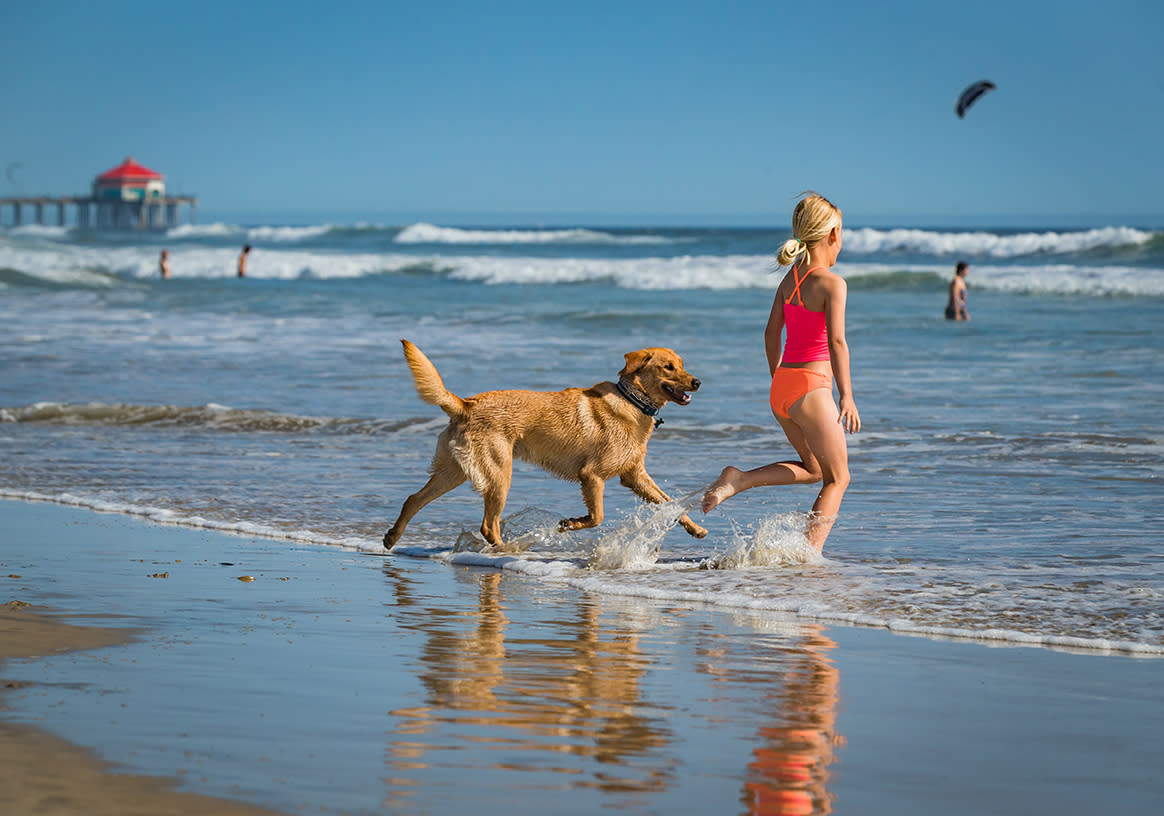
(0, 194), (198, 230)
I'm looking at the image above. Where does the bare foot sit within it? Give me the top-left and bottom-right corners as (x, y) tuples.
(702, 466), (744, 513)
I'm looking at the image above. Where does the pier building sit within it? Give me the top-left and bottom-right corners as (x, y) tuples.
(0, 157), (197, 230)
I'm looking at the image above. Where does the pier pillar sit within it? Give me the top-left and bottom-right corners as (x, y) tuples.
(0, 195), (196, 231)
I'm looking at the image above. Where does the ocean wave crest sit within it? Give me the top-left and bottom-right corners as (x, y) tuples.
(445, 256), (1164, 296)
(2, 224), (73, 239)
(2, 241), (1162, 294)
(247, 224), (336, 242)
(394, 222), (672, 246)
(0, 402), (445, 436)
(845, 226), (1156, 258)
(165, 222), (245, 239)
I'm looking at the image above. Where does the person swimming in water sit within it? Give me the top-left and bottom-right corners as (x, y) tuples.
(945, 261), (969, 321)
(702, 192), (860, 552)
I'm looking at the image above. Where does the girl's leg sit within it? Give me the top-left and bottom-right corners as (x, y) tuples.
(701, 412), (823, 512)
(789, 389), (851, 551)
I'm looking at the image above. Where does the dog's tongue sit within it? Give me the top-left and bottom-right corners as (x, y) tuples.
(666, 386), (692, 405)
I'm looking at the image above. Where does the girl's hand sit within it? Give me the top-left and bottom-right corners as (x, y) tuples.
(838, 396), (861, 434)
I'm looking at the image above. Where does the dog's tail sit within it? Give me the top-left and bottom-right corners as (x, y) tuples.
(400, 340), (468, 420)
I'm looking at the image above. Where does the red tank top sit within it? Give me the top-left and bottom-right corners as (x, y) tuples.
(781, 266), (830, 363)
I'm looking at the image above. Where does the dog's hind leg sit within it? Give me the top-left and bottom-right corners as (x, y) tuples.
(477, 444), (514, 550)
(620, 466), (708, 539)
(384, 437), (467, 549)
(559, 472), (606, 531)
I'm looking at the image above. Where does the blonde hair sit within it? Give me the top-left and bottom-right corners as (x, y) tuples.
(776, 191), (843, 267)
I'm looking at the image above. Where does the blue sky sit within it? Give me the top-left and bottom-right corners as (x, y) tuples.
(3, 1), (1161, 225)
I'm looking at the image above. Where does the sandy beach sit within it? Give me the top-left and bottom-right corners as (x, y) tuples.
(1, 497), (1160, 815)
(0, 605), (280, 814)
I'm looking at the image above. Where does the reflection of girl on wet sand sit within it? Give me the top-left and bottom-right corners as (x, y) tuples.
(741, 628), (844, 815)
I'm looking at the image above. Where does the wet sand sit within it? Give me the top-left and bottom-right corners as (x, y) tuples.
(0, 604), (280, 815)
(1, 498), (1162, 815)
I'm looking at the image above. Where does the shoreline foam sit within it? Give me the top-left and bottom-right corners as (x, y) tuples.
(3, 491), (1159, 657)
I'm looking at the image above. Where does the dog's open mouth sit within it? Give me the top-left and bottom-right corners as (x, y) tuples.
(664, 385), (693, 406)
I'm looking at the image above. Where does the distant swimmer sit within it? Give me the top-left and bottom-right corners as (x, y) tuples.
(237, 245), (251, 278)
(945, 261), (969, 321)
(702, 192), (860, 554)
(159, 250), (171, 279)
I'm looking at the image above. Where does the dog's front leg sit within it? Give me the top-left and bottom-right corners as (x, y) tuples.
(620, 467), (708, 539)
(560, 473), (605, 531)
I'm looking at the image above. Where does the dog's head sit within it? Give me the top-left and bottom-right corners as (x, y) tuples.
(619, 348), (701, 407)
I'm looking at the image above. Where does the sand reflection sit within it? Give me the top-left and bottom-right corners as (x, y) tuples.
(385, 570), (673, 798)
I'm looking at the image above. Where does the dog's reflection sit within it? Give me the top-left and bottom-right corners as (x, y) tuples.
(385, 570), (672, 795)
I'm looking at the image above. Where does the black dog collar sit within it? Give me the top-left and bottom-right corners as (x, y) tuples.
(617, 378), (664, 427)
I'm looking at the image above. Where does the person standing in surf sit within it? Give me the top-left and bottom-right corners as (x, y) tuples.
(945, 261), (969, 321)
(702, 192), (860, 552)
(237, 245), (251, 278)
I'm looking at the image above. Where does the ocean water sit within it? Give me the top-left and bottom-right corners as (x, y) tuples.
(2, 219), (1162, 655)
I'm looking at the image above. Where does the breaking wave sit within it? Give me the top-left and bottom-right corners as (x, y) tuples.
(844, 226), (1157, 258)
(394, 222), (674, 245)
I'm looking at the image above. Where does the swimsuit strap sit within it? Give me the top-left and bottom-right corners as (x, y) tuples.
(785, 265), (828, 307)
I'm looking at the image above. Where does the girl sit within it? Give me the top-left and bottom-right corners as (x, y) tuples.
(702, 192), (860, 551)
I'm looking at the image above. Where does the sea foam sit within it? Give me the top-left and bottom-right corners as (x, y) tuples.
(844, 226), (1155, 257)
(394, 222), (672, 245)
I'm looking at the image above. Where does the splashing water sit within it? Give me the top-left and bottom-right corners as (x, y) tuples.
(500, 507), (576, 552)
(452, 507), (574, 554)
(706, 511), (825, 569)
(589, 492), (703, 570)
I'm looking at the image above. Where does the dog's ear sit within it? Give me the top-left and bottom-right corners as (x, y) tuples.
(619, 350), (652, 378)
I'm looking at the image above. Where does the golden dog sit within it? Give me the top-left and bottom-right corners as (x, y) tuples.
(384, 340), (707, 551)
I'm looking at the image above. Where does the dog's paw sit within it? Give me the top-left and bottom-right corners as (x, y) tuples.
(679, 516), (708, 539)
(382, 529), (397, 549)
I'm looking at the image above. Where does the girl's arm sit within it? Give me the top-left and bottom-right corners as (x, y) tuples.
(764, 294), (785, 376)
(825, 278), (861, 433)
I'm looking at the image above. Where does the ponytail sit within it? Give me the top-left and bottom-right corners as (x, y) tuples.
(776, 238), (808, 267)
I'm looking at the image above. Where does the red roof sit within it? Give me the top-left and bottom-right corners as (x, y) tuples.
(97, 157), (163, 182)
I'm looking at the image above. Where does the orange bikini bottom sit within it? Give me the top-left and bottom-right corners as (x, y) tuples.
(769, 367), (831, 419)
